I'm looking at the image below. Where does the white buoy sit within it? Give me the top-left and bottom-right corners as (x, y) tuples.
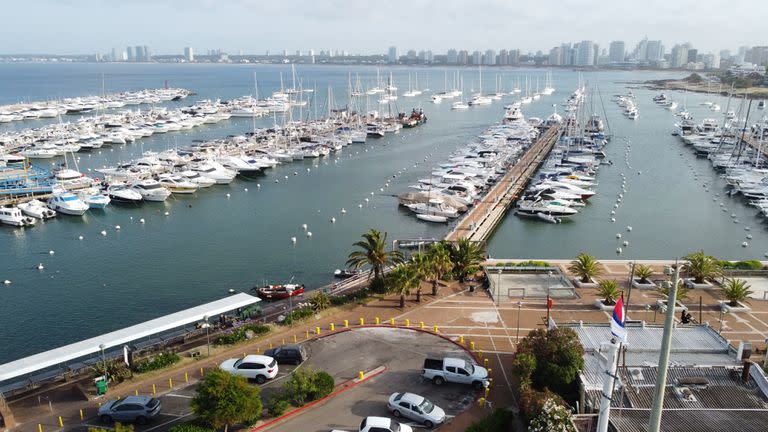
(37, 263), (44, 270)
(380, 188), (384, 192)
(370, 192), (375, 196)
(78, 235), (84, 240)
(358, 203), (363, 208)
(302, 224), (308, 230)
(49, 250), (55, 255)
(745, 226), (751, 231)
(623, 240), (629, 247)
(365, 198), (369, 202)
(139, 219), (145, 224)
(616, 247), (623, 254)
(747, 234), (753, 239)
(611, 218), (616, 222)
(3, 280), (10, 285)
(610, 210), (616, 215)
(307, 168), (311, 172)
(130, 217), (133, 220)
(616, 233), (622, 239)
(244, 188), (248, 192)
(275, 179), (279, 183)
(613, 204), (618, 209)
(227, 193), (231, 197)
(731, 213), (736, 218)
(341, 208), (346, 214)
(284, 175), (289, 179)
(257, 183), (261, 188)
(331, 217), (336, 223)
(307, 232), (312, 237)
(719, 202), (724, 206)
(734, 219), (740, 224)
(115, 225), (121, 230)
(291, 236), (297, 243)
(617, 198), (622, 203)
(627, 226), (632, 231)
(100, 230), (107, 236)
(742, 242), (749, 247)
(164, 211), (170, 216)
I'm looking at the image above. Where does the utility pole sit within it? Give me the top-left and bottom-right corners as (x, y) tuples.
(647, 263), (680, 432)
(596, 339), (620, 432)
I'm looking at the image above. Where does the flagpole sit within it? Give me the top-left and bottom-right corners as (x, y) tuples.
(597, 293), (627, 432)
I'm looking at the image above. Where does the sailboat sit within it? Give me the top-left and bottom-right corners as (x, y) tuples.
(542, 71), (555, 95)
(403, 73), (417, 97)
(468, 65), (492, 106)
(451, 77), (469, 110)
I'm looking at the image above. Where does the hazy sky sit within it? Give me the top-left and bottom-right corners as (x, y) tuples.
(2, 0), (765, 55)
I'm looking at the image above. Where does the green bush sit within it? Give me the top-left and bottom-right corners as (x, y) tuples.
(90, 423), (134, 432)
(266, 395), (290, 417)
(311, 371), (335, 400)
(515, 260), (551, 267)
(215, 324), (270, 345)
(135, 352), (181, 374)
(720, 260), (764, 270)
(466, 408), (515, 432)
(168, 421), (215, 432)
(330, 289), (370, 306)
(282, 307), (315, 326)
(281, 367), (336, 406)
(95, 361), (133, 383)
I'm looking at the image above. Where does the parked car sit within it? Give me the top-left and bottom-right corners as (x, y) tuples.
(219, 354), (278, 384)
(387, 392), (446, 428)
(331, 416), (413, 432)
(264, 344), (308, 365)
(98, 396), (162, 424)
(421, 357), (489, 389)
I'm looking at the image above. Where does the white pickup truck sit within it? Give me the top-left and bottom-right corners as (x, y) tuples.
(421, 357), (489, 389)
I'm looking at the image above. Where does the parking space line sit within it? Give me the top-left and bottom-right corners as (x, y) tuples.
(166, 393), (193, 399)
(143, 412), (194, 432)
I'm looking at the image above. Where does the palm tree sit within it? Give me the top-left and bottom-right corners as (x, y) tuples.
(410, 253), (434, 302)
(309, 291), (331, 311)
(683, 250), (722, 284)
(568, 253), (602, 284)
(427, 242), (454, 296)
(388, 264), (419, 308)
(720, 278), (754, 307)
(449, 239), (486, 282)
(634, 264), (654, 284)
(596, 280), (621, 305)
(657, 280), (690, 302)
(346, 229), (404, 289)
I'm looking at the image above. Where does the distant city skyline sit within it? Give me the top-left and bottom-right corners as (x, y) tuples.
(1, 0), (765, 55)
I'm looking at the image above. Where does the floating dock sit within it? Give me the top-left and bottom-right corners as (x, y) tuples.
(445, 125), (562, 243)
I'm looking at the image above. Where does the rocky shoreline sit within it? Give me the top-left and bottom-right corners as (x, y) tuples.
(642, 78), (768, 99)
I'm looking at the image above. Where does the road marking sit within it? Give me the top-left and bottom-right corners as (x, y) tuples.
(166, 393), (193, 399)
(143, 412), (194, 432)
(160, 412), (190, 418)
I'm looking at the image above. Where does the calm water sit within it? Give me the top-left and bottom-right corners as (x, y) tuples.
(0, 64), (762, 363)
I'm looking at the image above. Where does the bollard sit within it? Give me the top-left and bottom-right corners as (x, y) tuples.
(38, 424), (42, 432)
(358, 370), (364, 380)
(169, 378), (173, 389)
(152, 384), (156, 395)
(58, 416), (63, 428)
(375, 317), (380, 325)
(420, 321), (424, 329)
(135, 389), (139, 396)
(243, 352), (246, 358)
(433, 325), (438, 333)
(488, 368), (493, 377)
(459, 335), (464, 344)
(389, 318), (395, 325)
(344, 319), (349, 328)
(200, 367), (204, 377)
(185, 372), (189, 383)
(479, 397), (486, 408)
(330, 323), (335, 331)
(485, 387), (490, 399)
(478, 349), (483, 359)
(282, 338), (285, 345)
(484, 358), (489, 368)
(489, 377), (494, 387)
(405, 319), (410, 327)
(293, 334), (298, 343)
(269, 342), (273, 349)
(306, 330), (310, 339)
(359, 318), (364, 326)
(80, 409), (84, 420)
(256, 346), (260, 353)
(470, 341), (475, 350)
(315, 326), (321, 335)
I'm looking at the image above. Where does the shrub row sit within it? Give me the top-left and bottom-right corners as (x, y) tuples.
(466, 408), (515, 432)
(135, 352), (181, 374)
(330, 289), (370, 306)
(492, 260), (552, 268)
(719, 260), (764, 270)
(282, 307), (315, 326)
(266, 367), (335, 418)
(214, 323), (270, 345)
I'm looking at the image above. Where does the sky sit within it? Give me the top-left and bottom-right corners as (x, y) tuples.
(1, 0), (765, 55)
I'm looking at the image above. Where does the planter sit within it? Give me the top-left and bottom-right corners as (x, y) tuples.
(632, 278), (657, 289)
(656, 299), (687, 313)
(594, 299), (616, 311)
(718, 300), (752, 313)
(683, 278), (714, 289)
(573, 278), (598, 288)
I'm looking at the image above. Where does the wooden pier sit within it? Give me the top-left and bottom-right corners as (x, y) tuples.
(445, 125), (562, 243)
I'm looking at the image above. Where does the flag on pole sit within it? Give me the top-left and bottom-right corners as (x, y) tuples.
(548, 317), (558, 330)
(611, 294), (627, 343)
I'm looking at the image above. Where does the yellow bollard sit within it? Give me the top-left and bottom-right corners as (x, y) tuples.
(344, 319), (349, 328)
(200, 367), (204, 377)
(358, 370), (364, 380)
(489, 377), (494, 387)
(185, 372), (189, 383)
(433, 325), (439, 333)
(488, 368), (493, 377)
(152, 384), (156, 395)
(282, 338), (285, 345)
(169, 378), (173, 389)
(478, 397), (486, 408)
(330, 323), (335, 331)
(484, 358), (489, 368)
(478, 349), (483, 359)
(485, 387), (490, 399)
(389, 318), (395, 325)
(470, 341), (475, 350)
(38, 424), (42, 432)
(243, 352), (246, 358)
(58, 416), (63, 428)
(306, 330), (310, 339)
(269, 342), (273, 349)
(80, 409), (84, 420)
(375, 317), (380, 325)
(420, 321), (424, 329)
(405, 319), (410, 327)
(315, 326), (321, 335)
(134, 389), (139, 396)
(359, 317), (364, 326)
(293, 334), (298, 343)
(459, 335), (464, 344)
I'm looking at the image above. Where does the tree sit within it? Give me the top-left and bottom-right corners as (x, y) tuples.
(720, 278), (754, 307)
(191, 369), (262, 432)
(308, 291), (330, 311)
(568, 253), (602, 283)
(634, 264), (654, 284)
(388, 264), (419, 308)
(511, 352), (537, 388)
(684, 73), (703, 84)
(528, 398), (577, 432)
(427, 242), (454, 295)
(411, 252), (434, 302)
(684, 250), (722, 284)
(596, 280), (620, 305)
(515, 328), (585, 395)
(449, 238), (486, 282)
(346, 229), (404, 290)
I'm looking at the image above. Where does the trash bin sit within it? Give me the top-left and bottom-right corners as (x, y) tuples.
(95, 375), (108, 395)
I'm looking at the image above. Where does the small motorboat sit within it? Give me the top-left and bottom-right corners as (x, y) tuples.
(334, 269), (362, 279)
(253, 283), (305, 300)
(106, 184), (143, 204)
(416, 213), (448, 223)
(0, 206), (36, 227)
(17, 199), (56, 219)
(536, 212), (560, 224)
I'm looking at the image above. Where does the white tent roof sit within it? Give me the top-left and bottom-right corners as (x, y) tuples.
(0, 293), (260, 382)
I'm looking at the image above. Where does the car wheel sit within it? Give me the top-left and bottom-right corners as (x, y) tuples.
(136, 416), (147, 425)
(100, 415), (112, 424)
(433, 376), (444, 385)
(256, 375), (266, 384)
(392, 410), (401, 418)
(424, 420), (434, 428)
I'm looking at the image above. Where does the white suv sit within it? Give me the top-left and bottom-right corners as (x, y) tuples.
(219, 354), (278, 384)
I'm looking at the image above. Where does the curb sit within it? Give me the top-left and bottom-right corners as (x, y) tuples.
(251, 365), (388, 431)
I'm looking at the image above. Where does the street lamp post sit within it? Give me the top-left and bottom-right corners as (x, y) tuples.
(287, 286), (295, 313)
(202, 315), (210, 357)
(546, 271), (552, 329)
(496, 268), (503, 306)
(718, 307), (727, 334)
(516, 301), (523, 341)
(99, 343), (106, 369)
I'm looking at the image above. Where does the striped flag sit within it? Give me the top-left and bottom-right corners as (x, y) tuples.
(611, 294), (627, 343)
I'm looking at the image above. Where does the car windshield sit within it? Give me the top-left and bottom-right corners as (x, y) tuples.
(419, 398), (435, 414)
(268, 359), (277, 368)
(465, 363), (474, 374)
(233, 359), (243, 368)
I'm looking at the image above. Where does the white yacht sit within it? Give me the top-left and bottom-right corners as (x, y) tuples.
(77, 188), (111, 209)
(516, 200), (578, 218)
(132, 179), (172, 201)
(0, 206), (36, 227)
(406, 198), (459, 218)
(179, 170), (216, 188)
(54, 168), (93, 190)
(217, 155), (262, 177)
(48, 191), (89, 215)
(106, 184), (143, 204)
(158, 174), (199, 194)
(191, 162), (236, 184)
(17, 200), (56, 219)
(451, 101), (469, 110)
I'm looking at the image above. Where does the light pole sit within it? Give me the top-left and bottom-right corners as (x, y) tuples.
(496, 268), (503, 306)
(718, 307), (727, 334)
(516, 301), (523, 341)
(546, 271), (552, 329)
(99, 343), (106, 371)
(645, 304), (651, 322)
(202, 315), (210, 357)
(287, 285), (295, 314)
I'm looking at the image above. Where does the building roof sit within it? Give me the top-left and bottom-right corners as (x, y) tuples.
(608, 410), (768, 432)
(0, 293), (260, 382)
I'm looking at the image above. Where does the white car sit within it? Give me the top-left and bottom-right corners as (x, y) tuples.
(331, 416), (413, 432)
(387, 392), (446, 428)
(219, 354), (277, 384)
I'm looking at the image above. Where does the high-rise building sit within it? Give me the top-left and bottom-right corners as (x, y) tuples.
(499, 49), (509, 66)
(509, 49), (520, 65)
(670, 44), (690, 68)
(608, 41), (625, 63)
(134, 46), (144, 62)
(548, 46), (562, 66)
(143, 45), (150, 61)
(646, 40), (663, 62)
(387, 46), (398, 63)
(749, 46), (768, 66)
(446, 48), (458, 64)
(719, 49), (732, 62)
(559, 43), (573, 66)
(471, 50), (482, 65)
(406, 49), (417, 63)
(457, 50), (469, 65)
(575, 40), (594, 66)
(126, 46), (134, 61)
(635, 37), (649, 61)
(184, 47), (194, 62)
(484, 49), (496, 65)
(425, 50), (433, 64)
(687, 48), (698, 64)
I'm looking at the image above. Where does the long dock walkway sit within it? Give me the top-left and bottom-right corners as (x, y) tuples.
(445, 125), (562, 243)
